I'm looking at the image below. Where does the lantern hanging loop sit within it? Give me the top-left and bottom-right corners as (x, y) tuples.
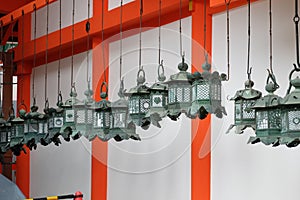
(137, 67), (146, 85)
(100, 82), (108, 99)
(158, 60), (166, 82)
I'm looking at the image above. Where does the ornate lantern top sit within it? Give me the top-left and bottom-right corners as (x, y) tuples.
(112, 80), (128, 109)
(281, 76), (300, 106)
(252, 74), (281, 109)
(125, 68), (150, 95)
(166, 56), (191, 83)
(149, 62), (168, 92)
(63, 85), (80, 107)
(231, 79), (262, 101)
(95, 82), (111, 109)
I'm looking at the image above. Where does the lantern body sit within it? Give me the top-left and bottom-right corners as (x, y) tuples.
(94, 99), (113, 141)
(9, 115), (25, 155)
(43, 107), (64, 146)
(74, 89), (95, 140)
(125, 84), (151, 129)
(166, 58), (192, 120)
(0, 117), (9, 153)
(280, 77), (300, 147)
(144, 82), (168, 128)
(60, 90), (80, 141)
(111, 97), (139, 141)
(228, 79), (262, 134)
(248, 90), (282, 145)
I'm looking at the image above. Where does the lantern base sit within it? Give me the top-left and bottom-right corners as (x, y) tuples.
(248, 136), (279, 146)
(226, 124), (255, 134)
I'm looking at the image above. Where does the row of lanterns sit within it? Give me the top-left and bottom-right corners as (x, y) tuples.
(0, 55), (227, 156)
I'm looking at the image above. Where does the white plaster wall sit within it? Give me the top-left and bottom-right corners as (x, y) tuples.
(107, 17), (192, 200)
(30, 51), (92, 199)
(109, 0), (135, 11)
(212, 0), (300, 200)
(31, 0), (93, 39)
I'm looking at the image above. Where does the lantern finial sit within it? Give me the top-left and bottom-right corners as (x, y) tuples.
(178, 54), (188, 72)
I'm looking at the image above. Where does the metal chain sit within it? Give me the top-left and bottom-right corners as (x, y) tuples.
(58, 0), (62, 96)
(246, 0), (252, 79)
(101, 0), (106, 82)
(225, 0), (231, 80)
(21, 10), (25, 104)
(45, 1), (49, 103)
(179, 0), (183, 57)
(139, 0), (143, 69)
(269, 0), (273, 74)
(294, 0), (300, 69)
(204, 0), (207, 61)
(86, 0), (91, 87)
(0, 20), (3, 57)
(32, 4), (37, 101)
(71, 0), (75, 87)
(158, 0), (162, 65)
(120, 0), (123, 80)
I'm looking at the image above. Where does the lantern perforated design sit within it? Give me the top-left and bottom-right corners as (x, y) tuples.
(23, 104), (48, 150)
(146, 63), (168, 128)
(73, 88), (95, 140)
(0, 113), (9, 153)
(60, 86), (80, 142)
(9, 110), (25, 156)
(92, 82), (115, 141)
(110, 80), (139, 141)
(166, 56), (192, 120)
(125, 68), (151, 129)
(189, 62), (226, 119)
(227, 79), (262, 134)
(279, 76), (300, 147)
(248, 77), (282, 146)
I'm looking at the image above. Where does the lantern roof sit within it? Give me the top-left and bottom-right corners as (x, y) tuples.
(231, 79), (262, 100)
(149, 82), (168, 92)
(125, 84), (150, 95)
(281, 77), (300, 106)
(63, 87), (80, 107)
(166, 56), (192, 84)
(252, 82), (282, 109)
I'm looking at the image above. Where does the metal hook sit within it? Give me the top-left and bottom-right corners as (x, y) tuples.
(247, 67), (252, 80)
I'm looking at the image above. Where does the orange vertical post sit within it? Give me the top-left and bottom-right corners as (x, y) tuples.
(191, 1), (212, 200)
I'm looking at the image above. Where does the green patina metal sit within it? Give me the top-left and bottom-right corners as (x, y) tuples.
(9, 109), (25, 156)
(166, 56), (192, 120)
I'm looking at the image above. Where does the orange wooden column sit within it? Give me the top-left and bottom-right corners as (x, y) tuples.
(15, 12), (32, 198)
(191, 1), (212, 200)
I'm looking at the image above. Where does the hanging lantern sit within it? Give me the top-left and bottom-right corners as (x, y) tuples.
(125, 68), (151, 129)
(248, 73), (282, 146)
(145, 62), (168, 127)
(23, 102), (48, 150)
(60, 85), (80, 142)
(93, 82), (115, 141)
(227, 78), (262, 134)
(189, 61), (227, 119)
(111, 80), (139, 142)
(0, 113), (9, 153)
(166, 55), (192, 120)
(74, 86), (95, 140)
(279, 75), (300, 147)
(42, 94), (64, 146)
(9, 109), (25, 156)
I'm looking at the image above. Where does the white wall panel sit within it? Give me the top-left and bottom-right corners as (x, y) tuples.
(30, 51), (92, 199)
(108, 0), (135, 11)
(31, 0), (93, 39)
(107, 17), (192, 200)
(212, 0), (300, 200)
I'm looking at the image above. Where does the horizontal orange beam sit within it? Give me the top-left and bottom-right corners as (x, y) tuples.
(14, 0), (190, 63)
(208, 0), (260, 14)
(0, 0), (57, 26)
(0, 0), (33, 14)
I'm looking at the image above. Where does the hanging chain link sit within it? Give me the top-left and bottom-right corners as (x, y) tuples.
(71, 0), (75, 87)
(45, 1), (49, 103)
(86, 0), (91, 87)
(179, 0), (183, 58)
(32, 4), (37, 102)
(225, 0), (231, 80)
(120, 0), (123, 81)
(158, 0), (162, 65)
(204, 0), (207, 61)
(269, 0), (273, 74)
(58, 0), (62, 97)
(101, 0), (106, 83)
(246, 0), (252, 80)
(139, 0), (143, 69)
(21, 10), (25, 105)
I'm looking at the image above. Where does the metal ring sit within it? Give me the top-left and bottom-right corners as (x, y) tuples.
(137, 68), (145, 79)
(294, 15), (300, 23)
(158, 61), (165, 78)
(100, 82), (108, 95)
